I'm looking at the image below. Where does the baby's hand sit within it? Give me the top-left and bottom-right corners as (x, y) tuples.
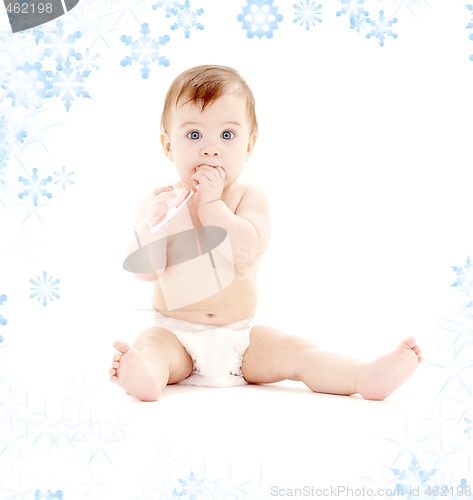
(191, 165), (225, 205)
(146, 186), (178, 228)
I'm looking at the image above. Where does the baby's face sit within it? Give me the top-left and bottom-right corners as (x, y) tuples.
(162, 94), (255, 188)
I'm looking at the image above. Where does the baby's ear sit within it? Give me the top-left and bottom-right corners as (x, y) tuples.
(246, 135), (257, 159)
(160, 132), (173, 160)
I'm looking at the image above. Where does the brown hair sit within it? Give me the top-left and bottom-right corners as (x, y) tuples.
(161, 65), (258, 141)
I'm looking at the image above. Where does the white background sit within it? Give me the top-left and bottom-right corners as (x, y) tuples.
(1, 0), (473, 498)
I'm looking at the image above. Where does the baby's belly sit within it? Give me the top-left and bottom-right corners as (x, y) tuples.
(152, 271), (258, 326)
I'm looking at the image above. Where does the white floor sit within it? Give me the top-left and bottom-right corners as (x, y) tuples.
(1, 303), (462, 500)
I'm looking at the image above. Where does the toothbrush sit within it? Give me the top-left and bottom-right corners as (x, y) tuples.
(149, 185), (199, 234)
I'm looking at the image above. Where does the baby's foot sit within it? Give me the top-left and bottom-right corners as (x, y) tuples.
(109, 340), (161, 402)
(356, 337), (423, 401)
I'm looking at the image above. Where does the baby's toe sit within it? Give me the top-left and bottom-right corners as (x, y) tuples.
(113, 340), (131, 354)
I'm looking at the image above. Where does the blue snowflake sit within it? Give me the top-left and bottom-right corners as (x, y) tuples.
(152, 0), (179, 17)
(452, 257), (473, 288)
(169, 0), (204, 38)
(452, 257), (473, 294)
(34, 491), (63, 500)
(53, 166), (74, 190)
(18, 167), (53, 206)
(392, 456), (437, 495)
(336, 0), (369, 32)
(40, 20), (83, 71)
(120, 23), (170, 79)
(1, 62), (53, 108)
(78, 48), (100, 73)
(29, 271), (61, 306)
(45, 58), (92, 111)
(238, 0), (284, 39)
(383, 453), (470, 500)
(366, 10), (398, 46)
(173, 471), (205, 499)
(293, 0), (322, 30)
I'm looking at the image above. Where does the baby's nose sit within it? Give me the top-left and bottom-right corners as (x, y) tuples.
(200, 144), (221, 156)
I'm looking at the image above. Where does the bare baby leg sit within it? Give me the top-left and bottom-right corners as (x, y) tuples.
(109, 327), (192, 402)
(241, 326), (422, 400)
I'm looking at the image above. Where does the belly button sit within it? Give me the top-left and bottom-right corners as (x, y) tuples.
(207, 312), (215, 318)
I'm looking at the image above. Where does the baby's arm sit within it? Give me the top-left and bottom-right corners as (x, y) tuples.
(197, 184), (270, 267)
(126, 186), (177, 281)
(191, 165), (269, 267)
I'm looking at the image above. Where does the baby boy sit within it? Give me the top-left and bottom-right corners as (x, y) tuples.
(109, 65), (422, 401)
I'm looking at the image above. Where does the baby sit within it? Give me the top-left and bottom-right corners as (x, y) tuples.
(110, 65), (422, 402)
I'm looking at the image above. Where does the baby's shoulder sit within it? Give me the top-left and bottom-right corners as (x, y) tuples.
(227, 182), (267, 202)
(224, 182), (268, 216)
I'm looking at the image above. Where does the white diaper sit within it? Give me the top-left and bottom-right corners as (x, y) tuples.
(153, 310), (251, 387)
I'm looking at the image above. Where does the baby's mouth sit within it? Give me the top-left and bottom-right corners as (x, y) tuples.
(193, 165), (224, 177)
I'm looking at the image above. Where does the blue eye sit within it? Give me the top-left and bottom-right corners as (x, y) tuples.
(188, 131), (201, 140)
(221, 130), (234, 140)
